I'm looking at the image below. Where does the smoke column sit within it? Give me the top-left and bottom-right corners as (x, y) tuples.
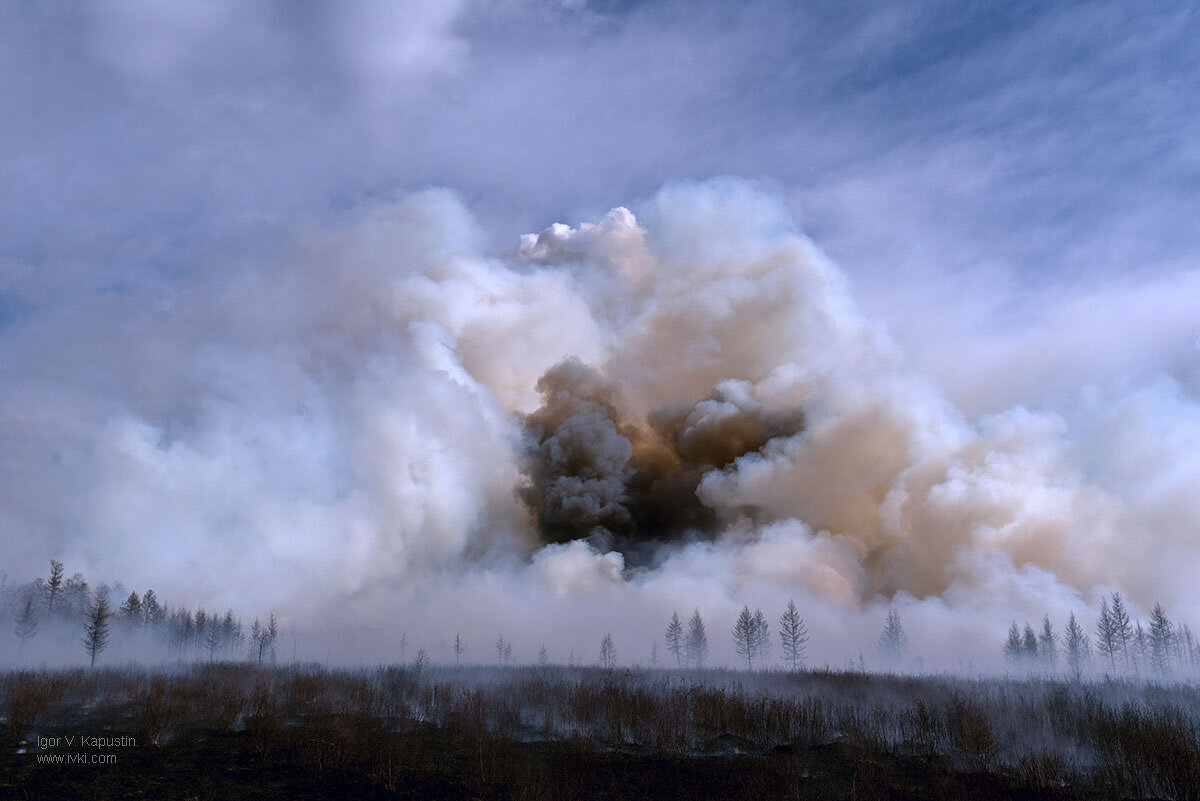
(4, 180), (1200, 667)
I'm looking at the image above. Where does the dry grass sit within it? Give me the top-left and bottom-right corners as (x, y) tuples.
(3, 663), (1199, 799)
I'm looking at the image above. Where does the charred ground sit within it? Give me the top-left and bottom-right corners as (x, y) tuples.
(4, 663), (1199, 800)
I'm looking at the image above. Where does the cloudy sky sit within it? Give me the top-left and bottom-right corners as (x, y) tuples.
(3, 1), (1199, 665)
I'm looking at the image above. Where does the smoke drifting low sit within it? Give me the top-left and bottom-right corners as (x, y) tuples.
(5, 179), (1200, 668)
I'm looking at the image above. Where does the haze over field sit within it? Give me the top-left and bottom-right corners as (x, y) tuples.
(2, 1), (1199, 668)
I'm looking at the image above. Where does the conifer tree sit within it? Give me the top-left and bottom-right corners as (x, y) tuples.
(1064, 612), (1090, 679)
(878, 609), (909, 662)
(665, 612), (684, 667)
(778, 600), (809, 671)
(141, 589), (164, 629)
(1039, 615), (1058, 669)
(733, 605), (757, 670)
(14, 592), (40, 652)
(753, 608), (771, 665)
(599, 632), (617, 669)
(1148, 602), (1174, 678)
(120, 591), (142, 624)
(1110, 593), (1134, 671)
(1022, 623), (1039, 666)
(1095, 597), (1117, 672)
(686, 609), (709, 669)
(1003, 621), (1024, 667)
(45, 559), (64, 613)
(83, 593), (112, 668)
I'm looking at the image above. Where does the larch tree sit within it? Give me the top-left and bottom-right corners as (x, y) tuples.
(779, 600), (809, 671)
(1003, 621), (1024, 667)
(878, 609), (909, 663)
(1039, 615), (1058, 669)
(15, 592), (40, 652)
(1110, 593), (1134, 671)
(1148, 602), (1174, 678)
(120, 591), (142, 627)
(266, 614), (279, 664)
(665, 612), (684, 667)
(1133, 622), (1148, 677)
(141, 589), (164, 629)
(1022, 623), (1039, 666)
(1063, 612), (1090, 679)
(733, 605), (757, 670)
(83, 593), (112, 668)
(599, 632), (617, 669)
(204, 622), (222, 661)
(45, 559), (64, 613)
(250, 619), (264, 664)
(753, 608), (771, 665)
(686, 609), (709, 669)
(1095, 597), (1117, 672)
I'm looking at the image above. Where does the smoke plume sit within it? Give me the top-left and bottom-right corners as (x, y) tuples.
(5, 179), (1200, 668)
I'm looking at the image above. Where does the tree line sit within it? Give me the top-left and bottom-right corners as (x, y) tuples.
(1003, 592), (1200, 679)
(4, 560), (281, 668)
(9, 560), (1200, 678)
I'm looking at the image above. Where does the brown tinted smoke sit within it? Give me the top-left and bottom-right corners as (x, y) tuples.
(520, 357), (804, 555)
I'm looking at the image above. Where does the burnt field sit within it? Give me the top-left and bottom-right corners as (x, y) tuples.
(3, 664), (1200, 800)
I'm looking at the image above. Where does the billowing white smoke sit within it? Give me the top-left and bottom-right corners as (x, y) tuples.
(4, 179), (1199, 668)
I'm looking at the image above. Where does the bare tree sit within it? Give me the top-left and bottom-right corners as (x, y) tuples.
(495, 635), (506, 664)
(538, 644), (549, 667)
(878, 608), (909, 663)
(45, 559), (64, 613)
(599, 632), (617, 669)
(454, 632), (464, 665)
(83, 593), (112, 668)
(14, 591), (39, 653)
(686, 609), (708, 669)
(650, 640), (658, 669)
(778, 600), (808, 671)
(665, 612), (684, 667)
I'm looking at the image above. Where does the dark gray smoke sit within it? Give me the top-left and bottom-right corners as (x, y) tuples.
(520, 358), (805, 554)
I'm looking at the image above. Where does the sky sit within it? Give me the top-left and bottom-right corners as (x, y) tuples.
(2, 0), (1199, 667)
